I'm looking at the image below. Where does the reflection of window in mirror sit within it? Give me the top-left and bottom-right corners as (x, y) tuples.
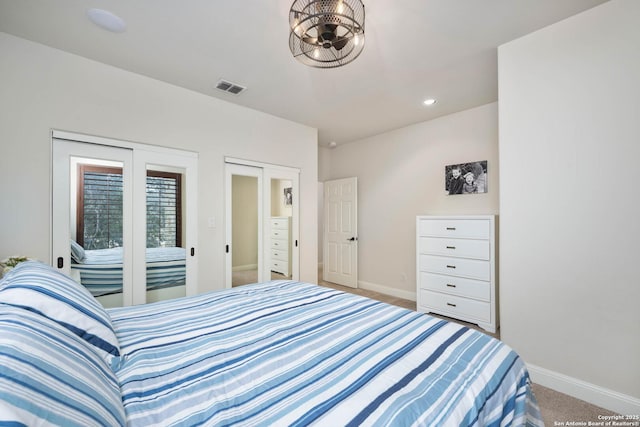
(70, 158), (127, 308)
(146, 171), (182, 249)
(75, 164), (183, 250)
(57, 138), (198, 309)
(145, 167), (186, 303)
(76, 164), (124, 250)
(73, 161), (187, 305)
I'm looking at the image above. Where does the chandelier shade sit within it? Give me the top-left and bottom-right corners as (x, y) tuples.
(289, 0), (365, 68)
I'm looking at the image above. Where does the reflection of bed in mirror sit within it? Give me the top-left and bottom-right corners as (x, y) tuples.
(70, 243), (186, 306)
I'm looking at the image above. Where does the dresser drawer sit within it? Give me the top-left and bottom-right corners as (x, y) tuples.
(419, 272), (490, 301)
(271, 249), (287, 262)
(419, 255), (490, 281)
(271, 218), (289, 230)
(271, 260), (289, 275)
(420, 290), (490, 322)
(418, 237), (489, 260)
(271, 227), (289, 240)
(271, 238), (288, 250)
(418, 219), (490, 240)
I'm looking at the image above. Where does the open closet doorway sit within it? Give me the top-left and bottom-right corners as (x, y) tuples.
(224, 158), (300, 288)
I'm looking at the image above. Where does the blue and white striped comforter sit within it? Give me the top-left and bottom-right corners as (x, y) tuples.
(71, 247), (186, 296)
(108, 281), (543, 426)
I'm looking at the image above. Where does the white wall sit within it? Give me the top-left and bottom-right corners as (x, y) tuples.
(325, 103), (499, 298)
(0, 32), (318, 290)
(499, 0), (640, 413)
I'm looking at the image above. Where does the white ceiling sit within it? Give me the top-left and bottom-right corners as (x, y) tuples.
(0, 0), (608, 146)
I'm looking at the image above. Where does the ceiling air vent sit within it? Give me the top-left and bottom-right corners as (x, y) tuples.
(215, 79), (246, 95)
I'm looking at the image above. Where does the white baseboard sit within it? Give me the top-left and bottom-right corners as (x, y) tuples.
(358, 280), (416, 302)
(527, 363), (640, 415)
(232, 264), (257, 272)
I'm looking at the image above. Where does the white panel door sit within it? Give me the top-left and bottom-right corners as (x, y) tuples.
(323, 177), (358, 288)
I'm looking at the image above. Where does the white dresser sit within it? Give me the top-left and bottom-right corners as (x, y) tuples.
(270, 216), (291, 276)
(416, 215), (497, 333)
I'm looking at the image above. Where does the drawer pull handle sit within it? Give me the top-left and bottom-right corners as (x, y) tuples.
(446, 227), (456, 231)
(447, 303), (457, 307)
(446, 284), (456, 288)
(446, 265), (456, 269)
(446, 246), (456, 249)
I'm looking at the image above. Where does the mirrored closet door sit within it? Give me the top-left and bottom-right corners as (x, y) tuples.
(134, 149), (198, 304)
(224, 158), (300, 289)
(225, 163), (263, 287)
(52, 139), (133, 308)
(52, 132), (198, 308)
(264, 168), (299, 282)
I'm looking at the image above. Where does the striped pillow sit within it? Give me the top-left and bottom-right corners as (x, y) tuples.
(0, 304), (125, 426)
(0, 261), (120, 363)
(71, 240), (86, 263)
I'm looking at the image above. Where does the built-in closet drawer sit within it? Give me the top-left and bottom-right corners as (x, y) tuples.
(271, 218), (289, 230)
(270, 216), (291, 276)
(271, 249), (287, 262)
(271, 238), (288, 250)
(271, 260), (289, 276)
(271, 227), (289, 241)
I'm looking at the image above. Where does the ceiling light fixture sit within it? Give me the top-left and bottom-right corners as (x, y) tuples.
(289, 0), (365, 69)
(86, 9), (126, 33)
(423, 98), (437, 106)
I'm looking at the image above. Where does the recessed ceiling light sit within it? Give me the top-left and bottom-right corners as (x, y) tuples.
(87, 9), (126, 33)
(423, 98), (437, 106)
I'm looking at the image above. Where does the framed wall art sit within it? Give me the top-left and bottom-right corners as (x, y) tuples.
(445, 161), (488, 195)
(284, 187), (293, 205)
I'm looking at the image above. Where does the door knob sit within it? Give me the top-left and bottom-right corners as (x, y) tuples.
(347, 237), (358, 241)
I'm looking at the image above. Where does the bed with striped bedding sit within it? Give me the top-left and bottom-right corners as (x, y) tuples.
(1, 262), (542, 426)
(71, 246), (186, 296)
(108, 280), (543, 426)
